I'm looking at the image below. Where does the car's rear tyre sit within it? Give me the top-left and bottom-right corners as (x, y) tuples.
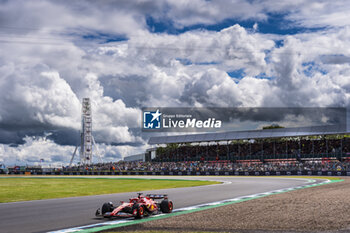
(160, 199), (173, 213)
(101, 202), (113, 215)
(133, 204), (144, 219)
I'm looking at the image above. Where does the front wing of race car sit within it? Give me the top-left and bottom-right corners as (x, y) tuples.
(96, 202), (136, 218)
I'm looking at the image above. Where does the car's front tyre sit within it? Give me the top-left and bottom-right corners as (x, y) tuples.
(133, 204), (145, 219)
(101, 202), (114, 215)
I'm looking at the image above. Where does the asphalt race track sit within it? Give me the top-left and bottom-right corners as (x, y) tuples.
(0, 176), (323, 233)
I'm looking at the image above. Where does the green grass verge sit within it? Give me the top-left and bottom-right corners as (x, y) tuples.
(0, 177), (220, 203)
(105, 231), (211, 233)
(276, 176), (344, 180)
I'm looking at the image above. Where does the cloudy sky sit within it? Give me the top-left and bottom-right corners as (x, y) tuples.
(0, 0), (350, 166)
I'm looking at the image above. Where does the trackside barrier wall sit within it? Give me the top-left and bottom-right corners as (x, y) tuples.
(6, 170), (350, 176)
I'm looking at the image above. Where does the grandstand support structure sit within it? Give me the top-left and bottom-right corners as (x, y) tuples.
(69, 98), (102, 167)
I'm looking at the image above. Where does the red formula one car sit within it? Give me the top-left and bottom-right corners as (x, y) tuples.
(95, 193), (173, 219)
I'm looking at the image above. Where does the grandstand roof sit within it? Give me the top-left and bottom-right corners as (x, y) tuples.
(148, 124), (348, 145)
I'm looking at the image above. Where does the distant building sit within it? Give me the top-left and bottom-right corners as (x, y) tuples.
(123, 153), (146, 162)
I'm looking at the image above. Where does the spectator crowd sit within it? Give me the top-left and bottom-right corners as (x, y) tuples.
(5, 136), (350, 174)
(155, 137), (350, 162)
(62, 136), (350, 173)
(64, 159), (350, 173)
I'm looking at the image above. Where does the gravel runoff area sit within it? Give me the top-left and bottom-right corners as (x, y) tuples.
(115, 178), (350, 233)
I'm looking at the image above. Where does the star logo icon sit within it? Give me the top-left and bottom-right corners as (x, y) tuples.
(143, 109), (162, 129)
(150, 109), (162, 122)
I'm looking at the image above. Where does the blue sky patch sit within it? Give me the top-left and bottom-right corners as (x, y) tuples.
(255, 73), (272, 80)
(146, 13), (327, 36)
(274, 40), (284, 48)
(176, 58), (192, 65)
(196, 61), (220, 65)
(302, 62), (327, 76)
(227, 69), (245, 79)
(146, 16), (177, 34)
(80, 32), (128, 43)
(176, 58), (220, 66)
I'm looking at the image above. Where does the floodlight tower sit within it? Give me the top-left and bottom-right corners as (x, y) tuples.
(69, 98), (102, 167)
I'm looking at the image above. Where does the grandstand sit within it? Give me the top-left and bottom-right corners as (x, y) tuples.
(124, 153), (146, 162)
(148, 124), (350, 163)
(5, 124), (350, 176)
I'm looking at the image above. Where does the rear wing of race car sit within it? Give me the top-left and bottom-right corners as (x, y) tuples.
(146, 194), (168, 199)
